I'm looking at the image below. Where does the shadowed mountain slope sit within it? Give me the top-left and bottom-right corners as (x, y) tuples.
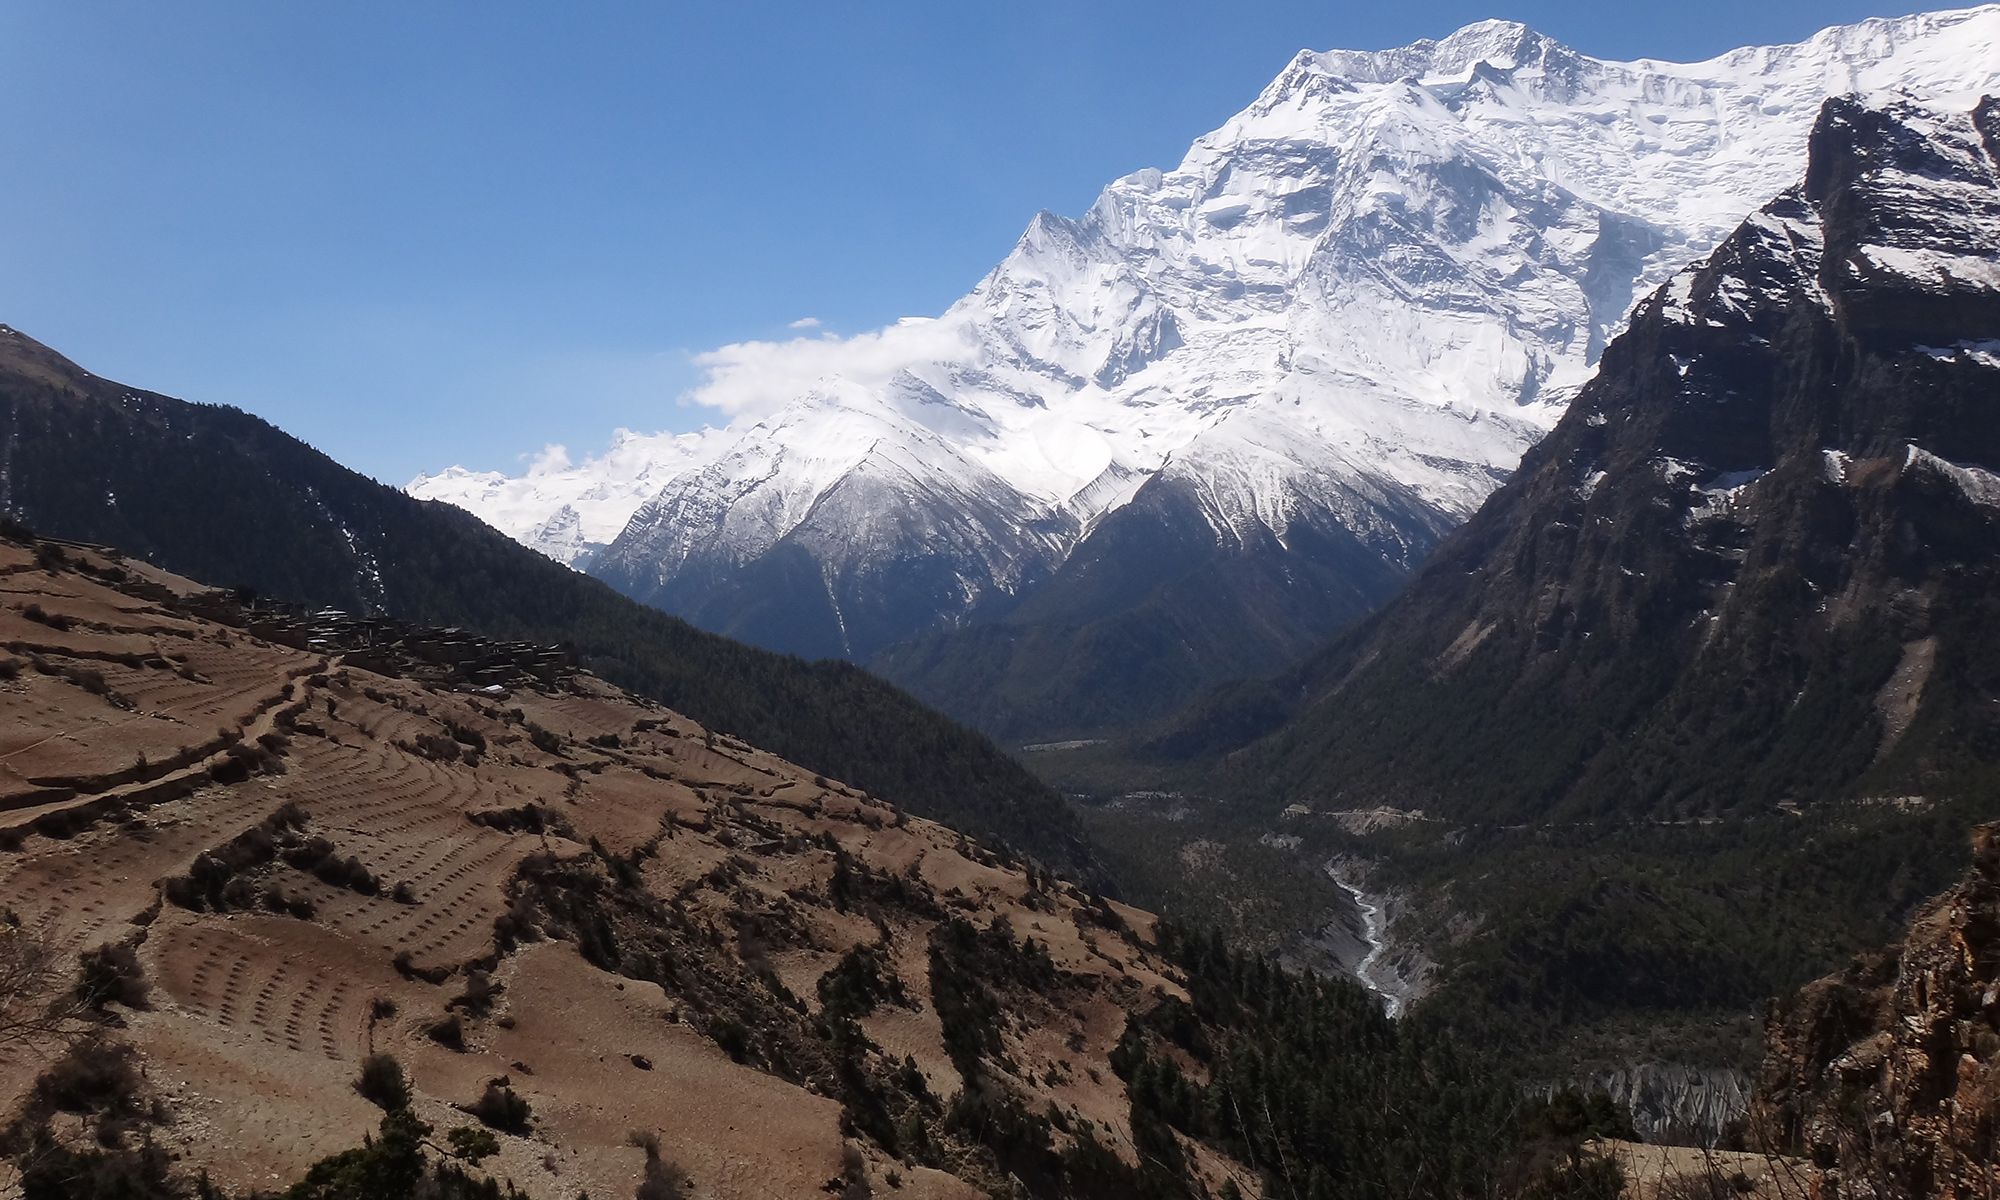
(870, 468), (1441, 744)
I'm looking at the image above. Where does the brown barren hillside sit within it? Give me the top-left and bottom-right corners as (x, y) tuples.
(0, 531), (1234, 1199)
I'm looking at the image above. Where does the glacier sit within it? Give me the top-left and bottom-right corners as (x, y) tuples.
(411, 7), (2000, 674)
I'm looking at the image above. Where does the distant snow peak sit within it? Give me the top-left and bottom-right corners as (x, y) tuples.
(410, 6), (2000, 657)
(407, 426), (722, 566)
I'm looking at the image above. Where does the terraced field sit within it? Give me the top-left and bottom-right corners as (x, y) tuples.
(0, 536), (1206, 1200)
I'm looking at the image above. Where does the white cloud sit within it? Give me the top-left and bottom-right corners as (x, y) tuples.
(525, 443), (573, 474)
(788, 316), (821, 329)
(683, 316), (967, 418)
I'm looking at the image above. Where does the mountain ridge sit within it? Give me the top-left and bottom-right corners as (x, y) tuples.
(414, 7), (2000, 740)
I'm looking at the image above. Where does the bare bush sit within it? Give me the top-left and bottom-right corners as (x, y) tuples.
(425, 1013), (466, 1051)
(0, 922), (84, 1048)
(33, 1036), (147, 1118)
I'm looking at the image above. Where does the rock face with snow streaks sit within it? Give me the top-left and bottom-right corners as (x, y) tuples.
(413, 9), (2000, 736)
(1150, 94), (2000, 822)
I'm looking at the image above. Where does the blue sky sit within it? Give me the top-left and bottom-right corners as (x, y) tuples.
(0, 0), (1917, 484)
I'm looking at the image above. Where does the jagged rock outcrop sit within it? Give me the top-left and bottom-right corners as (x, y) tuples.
(1588, 1064), (1751, 1147)
(1751, 823), (2000, 1198)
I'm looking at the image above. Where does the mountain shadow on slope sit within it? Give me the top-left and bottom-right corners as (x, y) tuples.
(1143, 95), (2000, 825)
(871, 468), (1443, 744)
(0, 326), (1099, 878)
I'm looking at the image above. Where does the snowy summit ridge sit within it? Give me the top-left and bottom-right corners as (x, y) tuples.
(411, 7), (2000, 667)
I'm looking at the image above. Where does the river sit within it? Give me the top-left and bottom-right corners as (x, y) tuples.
(1324, 862), (1405, 1018)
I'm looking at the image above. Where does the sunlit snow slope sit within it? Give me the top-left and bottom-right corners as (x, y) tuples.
(412, 8), (2000, 726)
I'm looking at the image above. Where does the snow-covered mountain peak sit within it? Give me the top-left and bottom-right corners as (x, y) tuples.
(1303, 18), (1574, 87)
(412, 7), (2000, 666)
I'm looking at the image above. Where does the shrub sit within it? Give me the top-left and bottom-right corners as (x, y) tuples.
(1520, 1156), (1626, 1200)
(13, 1125), (181, 1200)
(409, 733), (461, 763)
(22, 603), (77, 631)
(448, 971), (501, 1018)
(1523, 1088), (1637, 1145)
(710, 1018), (750, 1064)
(355, 1053), (411, 1110)
(445, 722), (487, 753)
(425, 1014), (465, 1051)
(394, 952), (452, 985)
(76, 943), (149, 1011)
(321, 856), (380, 895)
(279, 1109), (428, 1200)
(816, 944), (908, 1020)
(445, 1125), (499, 1164)
(469, 805), (575, 840)
(631, 1132), (690, 1200)
(469, 1083), (531, 1134)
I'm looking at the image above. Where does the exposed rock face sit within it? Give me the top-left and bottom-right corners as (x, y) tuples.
(1751, 824), (2000, 1198)
(1156, 96), (2000, 824)
(1588, 1064), (1751, 1147)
